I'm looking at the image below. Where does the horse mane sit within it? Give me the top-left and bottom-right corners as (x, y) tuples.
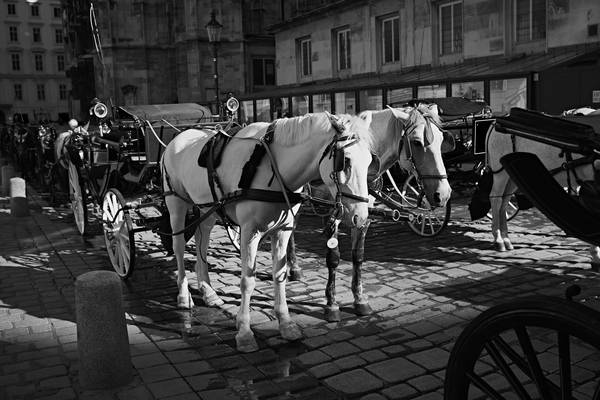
(273, 112), (373, 150)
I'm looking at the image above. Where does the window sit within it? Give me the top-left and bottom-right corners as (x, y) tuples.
(9, 26), (18, 42)
(37, 84), (45, 100)
(299, 38), (312, 77)
(255, 99), (270, 122)
(359, 89), (383, 111)
(31, 5), (39, 16)
(418, 84), (446, 99)
(382, 16), (400, 64)
(312, 93), (331, 112)
(252, 59), (275, 86)
(387, 87), (413, 106)
(240, 100), (254, 124)
(55, 29), (63, 44)
(8, 3), (16, 15)
(59, 84), (67, 100)
(11, 54), (20, 71)
(334, 91), (356, 115)
(336, 28), (351, 71)
(515, 0), (546, 43)
(292, 95), (308, 115)
(14, 84), (22, 101)
(490, 78), (527, 114)
(440, 1), (463, 54)
(53, 7), (61, 18)
(35, 54), (44, 71)
(57, 54), (65, 72)
(33, 27), (41, 42)
(452, 81), (484, 100)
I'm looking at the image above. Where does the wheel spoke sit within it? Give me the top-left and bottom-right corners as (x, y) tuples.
(515, 326), (555, 399)
(485, 339), (533, 400)
(466, 371), (507, 400)
(558, 331), (572, 400)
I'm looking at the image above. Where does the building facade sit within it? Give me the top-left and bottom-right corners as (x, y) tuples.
(238, 0), (600, 122)
(62, 0), (281, 119)
(0, 0), (72, 124)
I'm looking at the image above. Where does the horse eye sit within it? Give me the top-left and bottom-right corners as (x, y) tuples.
(411, 139), (424, 148)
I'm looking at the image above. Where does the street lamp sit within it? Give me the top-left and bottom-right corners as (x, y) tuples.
(205, 10), (223, 116)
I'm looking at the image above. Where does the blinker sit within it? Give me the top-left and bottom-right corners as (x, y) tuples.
(334, 149), (345, 172)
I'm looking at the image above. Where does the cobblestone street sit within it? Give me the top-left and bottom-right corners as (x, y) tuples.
(1, 188), (600, 400)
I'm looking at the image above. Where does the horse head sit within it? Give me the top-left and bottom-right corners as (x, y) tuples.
(389, 104), (453, 208)
(319, 113), (373, 229)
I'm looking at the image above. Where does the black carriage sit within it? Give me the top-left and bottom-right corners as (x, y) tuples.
(64, 99), (240, 278)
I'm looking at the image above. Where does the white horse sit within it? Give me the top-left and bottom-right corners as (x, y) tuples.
(161, 112), (374, 352)
(486, 112), (600, 268)
(285, 104), (455, 320)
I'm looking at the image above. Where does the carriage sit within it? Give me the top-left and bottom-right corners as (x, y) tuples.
(444, 107), (600, 399)
(62, 98), (241, 278)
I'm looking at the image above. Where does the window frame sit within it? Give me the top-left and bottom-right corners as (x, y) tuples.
(7, 3), (16, 15)
(11, 53), (20, 71)
(14, 83), (22, 101)
(37, 84), (45, 101)
(252, 58), (275, 87)
(336, 28), (351, 71)
(57, 54), (65, 72)
(53, 6), (61, 18)
(381, 15), (400, 64)
(34, 54), (44, 71)
(55, 28), (63, 44)
(514, 0), (546, 43)
(59, 84), (67, 100)
(33, 27), (41, 43)
(31, 4), (39, 17)
(299, 38), (312, 77)
(9, 26), (18, 42)
(439, 1), (463, 55)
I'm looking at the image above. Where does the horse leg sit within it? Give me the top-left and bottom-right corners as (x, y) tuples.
(287, 230), (303, 281)
(194, 215), (224, 307)
(236, 226), (261, 353)
(490, 172), (509, 251)
(272, 228), (302, 341)
(324, 236), (341, 322)
(166, 196), (194, 309)
(590, 245), (600, 272)
(352, 221), (372, 315)
(500, 181), (518, 251)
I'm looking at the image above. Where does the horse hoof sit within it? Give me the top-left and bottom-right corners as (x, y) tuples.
(288, 268), (303, 282)
(236, 332), (259, 353)
(494, 242), (506, 252)
(177, 294), (194, 309)
(354, 302), (373, 316)
(592, 262), (600, 272)
(504, 242), (514, 251)
(280, 321), (302, 341)
(200, 283), (224, 307)
(324, 305), (341, 322)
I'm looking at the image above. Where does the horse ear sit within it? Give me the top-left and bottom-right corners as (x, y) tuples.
(441, 130), (456, 153)
(386, 105), (410, 120)
(325, 111), (345, 133)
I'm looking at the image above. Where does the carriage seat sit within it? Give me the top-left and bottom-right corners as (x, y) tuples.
(495, 108), (600, 154)
(500, 152), (600, 246)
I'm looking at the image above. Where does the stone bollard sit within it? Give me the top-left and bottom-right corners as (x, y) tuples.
(1, 165), (15, 195)
(10, 177), (29, 217)
(76, 271), (132, 389)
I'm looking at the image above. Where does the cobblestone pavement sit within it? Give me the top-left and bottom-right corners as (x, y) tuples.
(1, 185), (600, 400)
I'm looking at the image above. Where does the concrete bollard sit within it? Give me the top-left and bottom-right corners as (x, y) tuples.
(75, 271), (133, 389)
(10, 177), (29, 217)
(1, 165), (15, 195)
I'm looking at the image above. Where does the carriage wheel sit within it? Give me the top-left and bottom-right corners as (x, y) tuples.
(67, 162), (87, 235)
(444, 296), (600, 400)
(486, 193), (520, 221)
(400, 172), (451, 237)
(102, 188), (135, 279)
(226, 224), (241, 252)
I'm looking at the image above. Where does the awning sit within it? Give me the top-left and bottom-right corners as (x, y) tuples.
(246, 45), (600, 99)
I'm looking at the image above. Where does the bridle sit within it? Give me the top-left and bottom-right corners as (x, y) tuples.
(400, 108), (448, 182)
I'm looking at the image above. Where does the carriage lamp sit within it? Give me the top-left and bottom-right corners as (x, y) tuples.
(205, 11), (223, 116)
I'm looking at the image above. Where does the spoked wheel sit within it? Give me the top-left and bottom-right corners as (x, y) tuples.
(399, 171), (451, 236)
(444, 296), (600, 400)
(102, 188), (136, 279)
(226, 224), (241, 252)
(67, 161), (87, 235)
(486, 193), (520, 221)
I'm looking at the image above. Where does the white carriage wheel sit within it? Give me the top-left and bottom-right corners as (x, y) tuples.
(400, 172), (451, 237)
(486, 193), (520, 221)
(102, 188), (136, 279)
(226, 224), (241, 252)
(67, 162), (87, 235)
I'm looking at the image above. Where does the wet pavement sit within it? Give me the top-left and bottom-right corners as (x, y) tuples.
(1, 183), (600, 399)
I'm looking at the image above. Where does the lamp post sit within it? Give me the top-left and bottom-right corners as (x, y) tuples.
(205, 10), (223, 116)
